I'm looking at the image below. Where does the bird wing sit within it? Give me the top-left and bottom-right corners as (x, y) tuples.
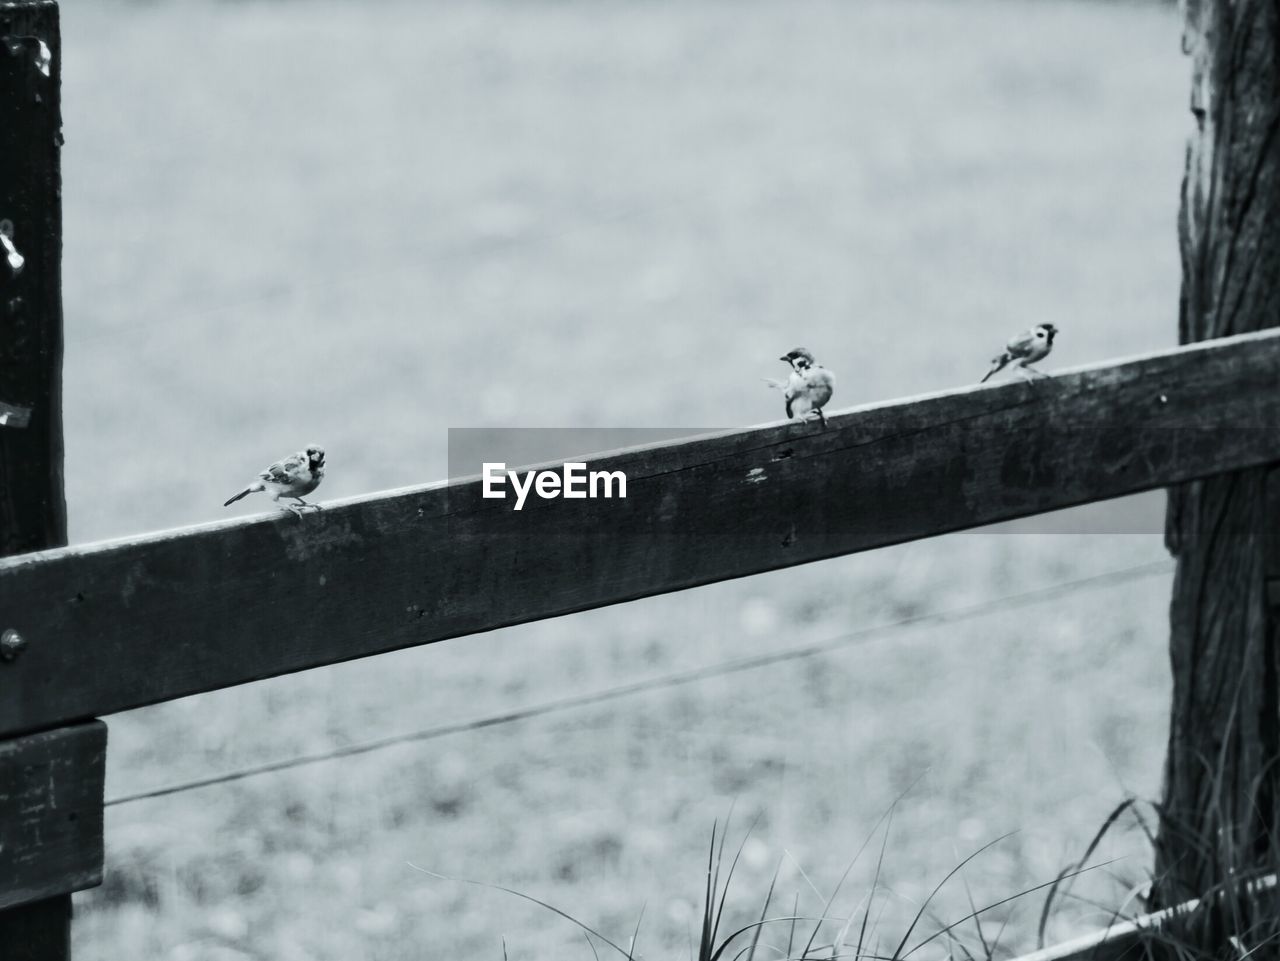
(802, 367), (835, 407)
(259, 452), (307, 484)
(1004, 329), (1038, 357)
(782, 370), (810, 401)
(808, 367), (835, 391)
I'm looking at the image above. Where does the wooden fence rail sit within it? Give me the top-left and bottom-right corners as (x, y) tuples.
(1, 329), (1279, 739)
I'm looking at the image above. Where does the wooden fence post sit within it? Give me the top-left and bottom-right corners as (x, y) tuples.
(0, 4), (105, 959)
(0, 0), (64, 549)
(1157, 0), (1280, 907)
(0, 900), (71, 961)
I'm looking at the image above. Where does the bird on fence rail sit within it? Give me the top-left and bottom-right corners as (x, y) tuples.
(764, 347), (836, 427)
(224, 445), (326, 517)
(980, 323), (1058, 383)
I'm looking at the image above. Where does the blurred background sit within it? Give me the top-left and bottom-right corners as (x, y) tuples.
(59, 0), (1185, 958)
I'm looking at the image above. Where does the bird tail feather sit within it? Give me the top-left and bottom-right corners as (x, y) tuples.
(980, 353), (1010, 384)
(223, 483), (262, 507)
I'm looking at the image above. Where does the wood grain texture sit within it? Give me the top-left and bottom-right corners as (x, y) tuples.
(0, 3), (75, 951)
(1156, 0), (1280, 908)
(0, 0), (64, 554)
(0, 721), (105, 910)
(0, 332), (1277, 736)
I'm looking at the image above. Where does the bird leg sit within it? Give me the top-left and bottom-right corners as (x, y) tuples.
(274, 496), (319, 518)
(1017, 364), (1048, 381)
(811, 407), (828, 428)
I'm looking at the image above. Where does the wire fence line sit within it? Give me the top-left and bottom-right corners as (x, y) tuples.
(103, 558), (1175, 808)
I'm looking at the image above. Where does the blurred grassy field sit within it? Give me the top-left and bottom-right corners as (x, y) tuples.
(55, 0), (1187, 958)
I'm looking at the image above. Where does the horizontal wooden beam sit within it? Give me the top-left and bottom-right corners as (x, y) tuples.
(1009, 922), (1148, 961)
(1, 331), (1279, 735)
(0, 722), (106, 910)
(1009, 874), (1278, 961)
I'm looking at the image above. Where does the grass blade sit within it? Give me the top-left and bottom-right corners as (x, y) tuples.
(891, 833), (1017, 959)
(902, 857), (1121, 959)
(803, 769), (928, 959)
(407, 863), (632, 959)
(745, 859), (783, 961)
(628, 902), (646, 961)
(1037, 796), (1140, 947)
(712, 812), (765, 952)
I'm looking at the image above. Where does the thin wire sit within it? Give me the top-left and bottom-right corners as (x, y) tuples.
(103, 558), (1175, 808)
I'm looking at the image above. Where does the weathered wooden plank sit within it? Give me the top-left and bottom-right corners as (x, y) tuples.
(0, 330), (1279, 736)
(0, 722), (106, 910)
(1010, 874), (1278, 961)
(1009, 927), (1142, 961)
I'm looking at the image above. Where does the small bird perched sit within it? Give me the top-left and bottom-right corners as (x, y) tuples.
(224, 445), (326, 516)
(765, 347), (836, 427)
(981, 324), (1059, 383)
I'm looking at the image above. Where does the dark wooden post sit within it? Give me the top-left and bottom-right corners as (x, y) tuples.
(1157, 0), (1280, 907)
(0, 0), (64, 549)
(0, 4), (104, 959)
(0, 900), (71, 961)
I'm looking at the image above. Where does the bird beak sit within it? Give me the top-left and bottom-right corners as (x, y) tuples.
(779, 355), (790, 363)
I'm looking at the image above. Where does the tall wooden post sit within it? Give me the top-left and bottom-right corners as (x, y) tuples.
(0, 0), (64, 549)
(0, 4), (104, 959)
(1158, 0), (1280, 907)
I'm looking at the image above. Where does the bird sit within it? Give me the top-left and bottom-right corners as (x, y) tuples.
(981, 324), (1058, 383)
(764, 347), (836, 427)
(224, 445), (326, 516)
